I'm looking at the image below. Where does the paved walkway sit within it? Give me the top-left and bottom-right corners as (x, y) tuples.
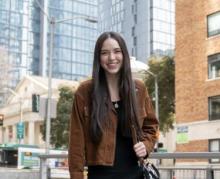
(0, 167), (39, 179)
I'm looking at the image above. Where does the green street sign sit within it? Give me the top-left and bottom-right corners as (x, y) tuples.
(17, 122), (24, 139)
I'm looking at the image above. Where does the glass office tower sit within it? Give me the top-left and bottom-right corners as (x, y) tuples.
(46, 0), (98, 80)
(0, 0), (98, 86)
(151, 0), (175, 56)
(0, 0), (29, 88)
(98, 0), (175, 62)
(0, 0), (98, 105)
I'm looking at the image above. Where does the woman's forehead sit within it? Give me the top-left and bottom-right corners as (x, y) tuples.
(101, 38), (120, 50)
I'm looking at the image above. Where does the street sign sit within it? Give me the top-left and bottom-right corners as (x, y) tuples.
(39, 98), (57, 118)
(17, 122), (24, 139)
(176, 126), (189, 144)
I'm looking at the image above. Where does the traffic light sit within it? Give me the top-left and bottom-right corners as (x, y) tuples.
(32, 94), (40, 112)
(0, 114), (4, 126)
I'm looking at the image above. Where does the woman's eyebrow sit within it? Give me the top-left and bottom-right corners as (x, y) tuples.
(101, 47), (121, 51)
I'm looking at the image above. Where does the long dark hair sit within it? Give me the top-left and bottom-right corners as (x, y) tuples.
(90, 31), (142, 144)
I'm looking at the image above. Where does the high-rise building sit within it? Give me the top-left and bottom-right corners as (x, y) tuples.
(0, 0), (30, 88)
(98, 0), (175, 62)
(0, 0), (98, 104)
(176, 0), (220, 159)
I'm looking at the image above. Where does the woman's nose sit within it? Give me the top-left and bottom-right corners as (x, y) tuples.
(109, 51), (116, 60)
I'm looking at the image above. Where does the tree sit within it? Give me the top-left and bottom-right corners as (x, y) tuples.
(41, 86), (75, 149)
(144, 55), (175, 132)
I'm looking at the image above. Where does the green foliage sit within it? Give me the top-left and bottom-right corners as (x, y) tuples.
(41, 86), (74, 149)
(144, 56), (175, 132)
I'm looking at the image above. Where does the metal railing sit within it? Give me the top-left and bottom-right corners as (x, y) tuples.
(39, 152), (220, 179)
(150, 152), (220, 179)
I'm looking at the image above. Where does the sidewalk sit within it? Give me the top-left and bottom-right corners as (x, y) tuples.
(0, 167), (39, 179)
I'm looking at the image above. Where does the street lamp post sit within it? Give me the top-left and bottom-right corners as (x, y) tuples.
(46, 16), (97, 155)
(155, 75), (159, 120)
(35, 0), (98, 156)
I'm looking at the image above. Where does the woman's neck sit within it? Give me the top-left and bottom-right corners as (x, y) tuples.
(105, 74), (120, 101)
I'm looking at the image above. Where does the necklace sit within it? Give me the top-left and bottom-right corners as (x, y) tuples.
(114, 101), (119, 108)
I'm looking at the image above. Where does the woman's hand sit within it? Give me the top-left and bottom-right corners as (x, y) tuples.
(133, 142), (147, 158)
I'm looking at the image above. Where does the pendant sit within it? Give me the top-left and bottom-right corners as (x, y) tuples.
(114, 102), (119, 108)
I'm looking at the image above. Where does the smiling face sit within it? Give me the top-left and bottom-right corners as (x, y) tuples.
(100, 38), (123, 78)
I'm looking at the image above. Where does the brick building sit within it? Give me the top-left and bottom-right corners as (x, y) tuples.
(176, 0), (220, 162)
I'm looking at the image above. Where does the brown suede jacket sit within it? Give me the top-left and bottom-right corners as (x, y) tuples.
(68, 79), (159, 179)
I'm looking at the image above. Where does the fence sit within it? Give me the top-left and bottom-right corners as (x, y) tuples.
(39, 152), (220, 179)
(150, 152), (220, 179)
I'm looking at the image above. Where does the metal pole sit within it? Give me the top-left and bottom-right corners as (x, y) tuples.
(43, 17), (55, 179)
(46, 17), (55, 155)
(44, 16), (96, 154)
(1, 126), (3, 144)
(19, 98), (22, 144)
(155, 75), (159, 120)
(154, 75), (159, 156)
(40, 157), (47, 179)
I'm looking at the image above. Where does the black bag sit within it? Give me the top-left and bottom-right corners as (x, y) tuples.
(131, 125), (160, 179)
(139, 159), (160, 179)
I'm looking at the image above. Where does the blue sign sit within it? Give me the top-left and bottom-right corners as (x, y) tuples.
(17, 122), (24, 139)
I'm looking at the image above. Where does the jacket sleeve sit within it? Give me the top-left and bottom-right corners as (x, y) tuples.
(141, 87), (159, 156)
(68, 92), (85, 179)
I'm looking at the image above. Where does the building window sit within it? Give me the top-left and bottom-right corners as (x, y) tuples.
(209, 139), (220, 163)
(209, 96), (220, 121)
(207, 11), (220, 37)
(134, 14), (137, 24)
(208, 53), (220, 79)
(132, 48), (134, 56)
(133, 36), (137, 46)
(132, 26), (135, 36)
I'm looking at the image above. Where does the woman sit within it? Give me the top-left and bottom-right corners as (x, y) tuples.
(68, 31), (159, 179)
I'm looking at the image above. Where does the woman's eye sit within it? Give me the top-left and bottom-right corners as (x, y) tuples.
(101, 51), (108, 55)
